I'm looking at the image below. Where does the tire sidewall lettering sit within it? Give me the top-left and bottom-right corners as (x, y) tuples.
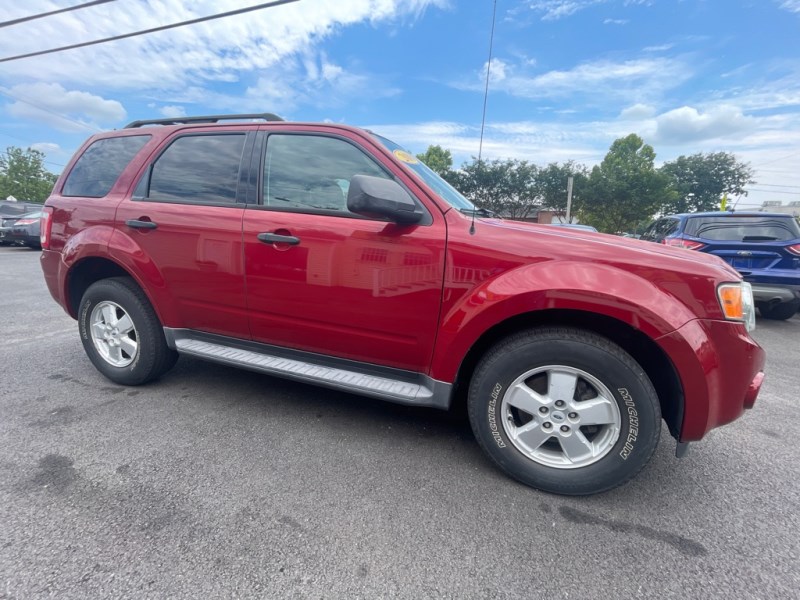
(617, 387), (638, 460)
(487, 382), (506, 448)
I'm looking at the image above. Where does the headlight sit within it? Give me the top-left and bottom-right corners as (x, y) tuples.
(717, 282), (756, 332)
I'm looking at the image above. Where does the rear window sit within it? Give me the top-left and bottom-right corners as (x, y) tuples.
(62, 135), (150, 197)
(685, 216), (800, 242)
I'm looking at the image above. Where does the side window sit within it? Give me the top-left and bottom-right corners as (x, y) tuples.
(63, 135), (150, 197)
(263, 134), (389, 214)
(661, 218), (679, 237)
(641, 220), (661, 241)
(146, 134), (246, 204)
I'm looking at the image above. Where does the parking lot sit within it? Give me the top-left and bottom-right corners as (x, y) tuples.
(0, 244), (798, 599)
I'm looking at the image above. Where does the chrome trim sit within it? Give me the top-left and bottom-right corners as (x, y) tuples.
(164, 328), (452, 409)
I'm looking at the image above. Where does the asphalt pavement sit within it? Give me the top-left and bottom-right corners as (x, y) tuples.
(1, 245), (798, 599)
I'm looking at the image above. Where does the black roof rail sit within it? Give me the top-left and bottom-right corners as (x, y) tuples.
(124, 113), (285, 128)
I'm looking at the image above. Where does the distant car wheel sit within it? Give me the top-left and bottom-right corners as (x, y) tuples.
(758, 300), (799, 320)
(468, 327), (661, 496)
(79, 277), (178, 385)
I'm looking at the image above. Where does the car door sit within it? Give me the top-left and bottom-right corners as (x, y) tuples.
(113, 129), (253, 338)
(242, 129), (446, 373)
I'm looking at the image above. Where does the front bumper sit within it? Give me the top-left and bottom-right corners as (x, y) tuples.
(750, 283), (800, 304)
(657, 319), (766, 442)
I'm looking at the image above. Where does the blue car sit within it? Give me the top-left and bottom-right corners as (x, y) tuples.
(642, 211), (800, 320)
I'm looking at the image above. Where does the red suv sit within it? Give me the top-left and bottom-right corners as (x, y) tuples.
(40, 114), (766, 495)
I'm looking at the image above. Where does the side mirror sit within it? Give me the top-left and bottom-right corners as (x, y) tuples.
(347, 175), (423, 224)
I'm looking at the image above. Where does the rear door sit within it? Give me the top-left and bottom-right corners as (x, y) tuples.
(113, 129), (254, 338)
(242, 128), (446, 372)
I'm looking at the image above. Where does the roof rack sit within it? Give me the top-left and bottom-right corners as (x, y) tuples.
(124, 113), (285, 128)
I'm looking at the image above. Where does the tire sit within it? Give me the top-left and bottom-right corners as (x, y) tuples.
(78, 277), (178, 385)
(468, 327), (661, 496)
(758, 300), (799, 321)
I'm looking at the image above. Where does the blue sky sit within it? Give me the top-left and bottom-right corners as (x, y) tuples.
(1, 0), (799, 209)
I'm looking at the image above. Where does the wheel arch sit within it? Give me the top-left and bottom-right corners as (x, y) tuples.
(452, 309), (684, 440)
(66, 257), (155, 320)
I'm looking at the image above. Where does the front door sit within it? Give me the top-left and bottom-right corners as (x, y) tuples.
(243, 131), (446, 373)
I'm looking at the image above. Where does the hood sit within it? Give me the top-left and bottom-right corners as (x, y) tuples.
(484, 218), (740, 278)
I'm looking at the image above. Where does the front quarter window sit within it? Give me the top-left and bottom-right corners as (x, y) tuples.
(372, 134), (475, 211)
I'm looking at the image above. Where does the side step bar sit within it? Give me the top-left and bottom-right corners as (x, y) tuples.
(163, 328), (452, 409)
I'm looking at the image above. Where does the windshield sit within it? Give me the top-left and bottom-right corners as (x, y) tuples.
(371, 134), (475, 211)
(686, 216), (800, 242)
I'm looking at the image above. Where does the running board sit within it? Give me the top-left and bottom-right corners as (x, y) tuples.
(163, 328), (452, 409)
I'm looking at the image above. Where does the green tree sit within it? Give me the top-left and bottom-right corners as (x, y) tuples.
(416, 145), (453, 178)
(0, 147), (59, 203)
(660, 152), (754, 214)
(456, 158), (540, 219)
(536, 161), (589, 221)
(582, 134), (675, 233)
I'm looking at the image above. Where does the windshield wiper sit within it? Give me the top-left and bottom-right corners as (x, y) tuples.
(460, 207), (496, 217)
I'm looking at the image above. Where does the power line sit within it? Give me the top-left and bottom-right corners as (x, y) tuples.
(749, 182), (800, 189)
(0, 0), (116, 28)
(752, 150), (800, 168)
(0, 0), (301, 63)
(747, 188), (799, 195)
(1, 149), (65, 170)
(0, 89), (102, 132)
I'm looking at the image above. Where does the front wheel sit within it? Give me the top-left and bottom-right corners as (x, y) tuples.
(78, 277), (178, 385)
(468, 327), (661, 496)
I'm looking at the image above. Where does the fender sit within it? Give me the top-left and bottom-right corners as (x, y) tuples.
(105, 227), (177, 327)
(430, 261), (698, 382)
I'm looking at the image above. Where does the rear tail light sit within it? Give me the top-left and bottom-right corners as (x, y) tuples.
(663, 238), (705, 251)
(40, 207), (53, 249)
(787, 243), (800, 257)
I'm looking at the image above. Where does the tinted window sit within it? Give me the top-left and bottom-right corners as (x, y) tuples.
(685, 216), (800, 241)
(148, 134), (246, 204)
(660, 218), (680, 237)
(263, 135), (388, 213)
(63, 135), (150, 197)
(642, 218), (674, 241)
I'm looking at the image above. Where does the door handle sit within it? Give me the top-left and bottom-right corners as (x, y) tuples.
(258, 232), (300, 245)
(126, 219), (158, 230)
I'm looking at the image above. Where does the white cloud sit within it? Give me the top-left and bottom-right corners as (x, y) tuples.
(457, 56), (690, 102)
(519, 0), (648, 21)
(524, 1), (605, 21)
(604, 18), (628, 24)
(4, 83), (126, 132)
(30, 142), (61, 154)
(619, 103), (656, 120)
(483, 58), (509, 84)
(159, 105), (187, 118)
(778, 1), (800, 13)
(0, 0), (446, 118)
(652, 105), (757, 145)
(643, 43), (673, 52)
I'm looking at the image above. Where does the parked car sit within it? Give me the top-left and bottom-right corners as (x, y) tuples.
(642, 212), (800, 320)
(40, 113), (765, 496)
(544, 222), (598, 232)
(0, 214), (22, 245)
(8, 211), (43, 249)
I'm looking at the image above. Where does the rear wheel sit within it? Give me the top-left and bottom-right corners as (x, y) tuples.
(79, 277), (177, 385)
(758, 300), (799, 320)
(468, 327), (661, 495)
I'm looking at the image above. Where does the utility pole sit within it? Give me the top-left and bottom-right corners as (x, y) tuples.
(565, 176), (574, 223)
